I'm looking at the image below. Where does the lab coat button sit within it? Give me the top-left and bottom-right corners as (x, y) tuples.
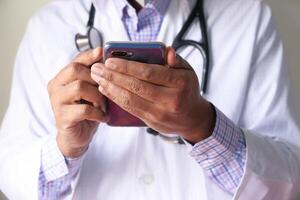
(140, 174), (155, 185)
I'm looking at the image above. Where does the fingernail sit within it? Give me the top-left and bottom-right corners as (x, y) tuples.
(98, 85), (104, 92)
(101, 101), (107, 113)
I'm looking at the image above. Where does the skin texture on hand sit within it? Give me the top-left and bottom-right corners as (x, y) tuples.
(91, 47), (215, 144)
(48, 48), (109, 158)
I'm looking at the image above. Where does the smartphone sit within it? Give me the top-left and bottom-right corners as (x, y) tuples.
(103, 41), (166, 126)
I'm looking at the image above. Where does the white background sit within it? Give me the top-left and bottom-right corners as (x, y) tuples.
(0, 0), (300, 199)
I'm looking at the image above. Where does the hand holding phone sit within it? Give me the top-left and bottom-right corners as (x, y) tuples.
(103, 42), (166, 126)
(91, 42), (215, 144)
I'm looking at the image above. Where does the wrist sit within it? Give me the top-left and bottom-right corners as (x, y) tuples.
(56, 134), (88, 158)
(182, 101), (216, 144)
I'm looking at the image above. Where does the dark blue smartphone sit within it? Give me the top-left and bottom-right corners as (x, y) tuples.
(103, 41), (166, 126)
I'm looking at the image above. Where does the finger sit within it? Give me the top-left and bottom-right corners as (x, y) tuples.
(97, 76), (157, 120)
(49, 48), (102, 89)
(91, 63), (175, 103)
(104, 57), (188, 88)
(167, 47), (194, 71)
(53, 63), (97, 86)
(59, 80), (106, 109)
(73, 47), (103, 66)
(166, 47), (177, 67)
(60, 104), (109, 123)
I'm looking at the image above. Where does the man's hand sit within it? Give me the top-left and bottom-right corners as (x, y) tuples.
(48, 48), (109, 158)
(91, 48), (215, 144)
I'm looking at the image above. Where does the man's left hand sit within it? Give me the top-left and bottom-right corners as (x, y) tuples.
(91, 48), (215, 144)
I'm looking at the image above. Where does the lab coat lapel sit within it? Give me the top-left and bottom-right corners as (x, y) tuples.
(157, 0), (206, 93)
(157, 0), (193, 45)
(92, 0), (130, 43)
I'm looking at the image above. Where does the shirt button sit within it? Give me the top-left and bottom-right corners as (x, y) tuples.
(139, 174), (155, 185)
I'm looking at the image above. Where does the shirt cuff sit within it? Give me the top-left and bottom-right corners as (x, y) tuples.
(189, 107), (245, 169)
(40, 136), (84, 183)
(189, 106), (246, 194)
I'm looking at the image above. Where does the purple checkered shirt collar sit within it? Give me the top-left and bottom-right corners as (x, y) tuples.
(112, 0), (171, 41)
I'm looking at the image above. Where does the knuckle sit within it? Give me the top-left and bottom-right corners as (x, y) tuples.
(128, 79), (142, 94)
(170, 94), (183, 113)
(175, 74), (188, 88)
(121, 94), (130, 107)
(69, 63), (82, 76)
(142, 67), (154, 80)
(106, 71), (114, 82)
(119, 92), (132, 111)
(73, 80), (85, 93)
(122, 99), (131, 110)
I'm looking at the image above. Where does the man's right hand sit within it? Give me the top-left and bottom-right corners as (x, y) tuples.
(47, 48), (108, 158)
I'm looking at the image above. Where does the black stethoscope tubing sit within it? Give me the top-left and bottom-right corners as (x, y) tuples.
(172, 0), (209, 95)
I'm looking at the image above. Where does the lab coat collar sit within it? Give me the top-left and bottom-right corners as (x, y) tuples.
(156, 0), (195, 45)
(92, 0), (130, 41)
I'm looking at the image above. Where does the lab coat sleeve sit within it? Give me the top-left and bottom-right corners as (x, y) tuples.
(233, 2), (300, 199)
(0, 16), (80, 199)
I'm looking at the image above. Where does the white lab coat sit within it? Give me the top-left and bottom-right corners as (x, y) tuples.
(0, 0), (300, 199)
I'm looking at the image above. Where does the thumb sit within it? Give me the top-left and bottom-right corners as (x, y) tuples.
(166, 47), (194, 71)
(166, 47), (178, 67)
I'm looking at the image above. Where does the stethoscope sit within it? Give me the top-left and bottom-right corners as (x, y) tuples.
(75, 0), (210, 145)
